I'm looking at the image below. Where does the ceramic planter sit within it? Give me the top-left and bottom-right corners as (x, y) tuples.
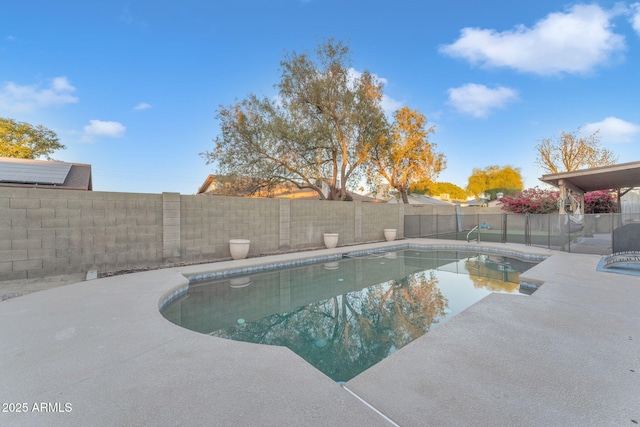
(229, 276), (251, 288)
(384, 229), (397, 241)
(229, 239), (250, 260)
(323, 261), (339, 270)
(323, 233), (339, 249)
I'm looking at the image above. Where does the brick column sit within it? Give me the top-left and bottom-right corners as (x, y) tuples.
(354, 201), (362, 242)
(279, 198), (291, 251)
(162, 193), (181, 262)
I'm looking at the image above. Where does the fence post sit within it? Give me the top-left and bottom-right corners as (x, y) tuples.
(502, 213), (507, 243)
(279, 199), (291, 251)
(611, 213), (615, 252)
(547, 214), (551, 249)
(162, 192), (181, 263)
(567, 215), (571, 253)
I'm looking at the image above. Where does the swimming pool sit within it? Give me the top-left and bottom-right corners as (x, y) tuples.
(162, 249), (539, 382)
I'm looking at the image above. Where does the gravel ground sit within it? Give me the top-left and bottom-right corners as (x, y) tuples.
(1, 273), (85, 301)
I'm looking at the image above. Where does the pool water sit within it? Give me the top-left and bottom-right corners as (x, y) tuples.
(162, 250), (538, 382)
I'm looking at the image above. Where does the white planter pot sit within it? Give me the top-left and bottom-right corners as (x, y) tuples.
(323, 233), (339, 249)
(384, 229), (397, 241)
(229, 239), (250, 260)
(229, 276), (251, 288)
(323, 261), (339, 270)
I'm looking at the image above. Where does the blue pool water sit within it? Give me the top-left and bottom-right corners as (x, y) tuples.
(161, 249), (539, 382)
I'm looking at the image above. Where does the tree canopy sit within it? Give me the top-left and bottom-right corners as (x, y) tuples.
(0, 117), (65, 159)
(466, 165), (524, 198)
(368, 106), (445, 203)
(411, 181), (467, 200)
(202, 39), (388, 201)
(535, 129), (617, 174)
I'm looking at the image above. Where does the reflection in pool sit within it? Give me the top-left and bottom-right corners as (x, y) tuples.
(162, 250), (538, 382)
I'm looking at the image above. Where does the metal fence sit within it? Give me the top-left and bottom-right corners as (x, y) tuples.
(404, 212), (640, 255)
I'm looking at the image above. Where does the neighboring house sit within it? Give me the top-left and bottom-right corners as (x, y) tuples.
(0, 157), (92, 190)
(385, 193), (454, 205)
(621, 188), (640, 211)
(197, 174), (263, 197)
(454, 198), (490, 208)
(366, 184), (456, 205)
(197, 174), (379, 202)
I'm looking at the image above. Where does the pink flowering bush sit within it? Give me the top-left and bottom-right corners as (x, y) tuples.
(499, 188), (560, 214)
(500, 188), (618, 214)
(584, 190), (617, 213)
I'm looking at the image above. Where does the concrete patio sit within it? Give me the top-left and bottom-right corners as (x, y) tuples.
(1, 239), (639, 426)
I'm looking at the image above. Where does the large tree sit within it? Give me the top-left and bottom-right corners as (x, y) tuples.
(466, 165), (524, 198)
(535, 129), (617, 174)
(202, 40), (388, 201)
(0, 117), (65, 159)
(368, 106), (445, 203)
(411, 181), (467, 200)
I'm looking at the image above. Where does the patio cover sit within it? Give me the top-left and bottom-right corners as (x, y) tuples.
(539, 160), (640, 194)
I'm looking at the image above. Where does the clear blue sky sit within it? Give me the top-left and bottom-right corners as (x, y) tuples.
(2, 1), (639, 194)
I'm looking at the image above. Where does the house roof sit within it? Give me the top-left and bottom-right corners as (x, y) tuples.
(0, 157), (92, 190)
(538, 161), (640, 193)
(386, 194), (453, 205)
(198, 174), (380, 202)
(455, 198), (489, 207)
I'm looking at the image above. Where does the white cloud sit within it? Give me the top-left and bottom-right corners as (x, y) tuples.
(0, 76), (78, 113)
(447, 83), (518, 118)
(134, 102), (151, 111)
(582, 117), (640, 142)
(440, 4), (625, 75)
(380, 95), (403, 115)
(51, 77), (75, 92)
(82, 120), (126, 141)
(631, 3), (640, 34)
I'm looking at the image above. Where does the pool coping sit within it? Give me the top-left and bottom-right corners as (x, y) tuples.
(1, 238), (639, 426)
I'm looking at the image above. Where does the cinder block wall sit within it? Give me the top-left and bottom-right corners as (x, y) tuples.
(1, 188), (408, 281)
(289, 199), (356, 249)
(2, 187), (519, 282)
(0, 188), (163, 281)
(180, 195), (281, 261)
(361, 202), (405, 241)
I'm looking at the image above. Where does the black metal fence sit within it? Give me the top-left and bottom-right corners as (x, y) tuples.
(404, 212), (640, 255)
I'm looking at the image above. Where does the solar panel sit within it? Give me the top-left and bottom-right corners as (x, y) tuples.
(0, 159), (72, 185)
